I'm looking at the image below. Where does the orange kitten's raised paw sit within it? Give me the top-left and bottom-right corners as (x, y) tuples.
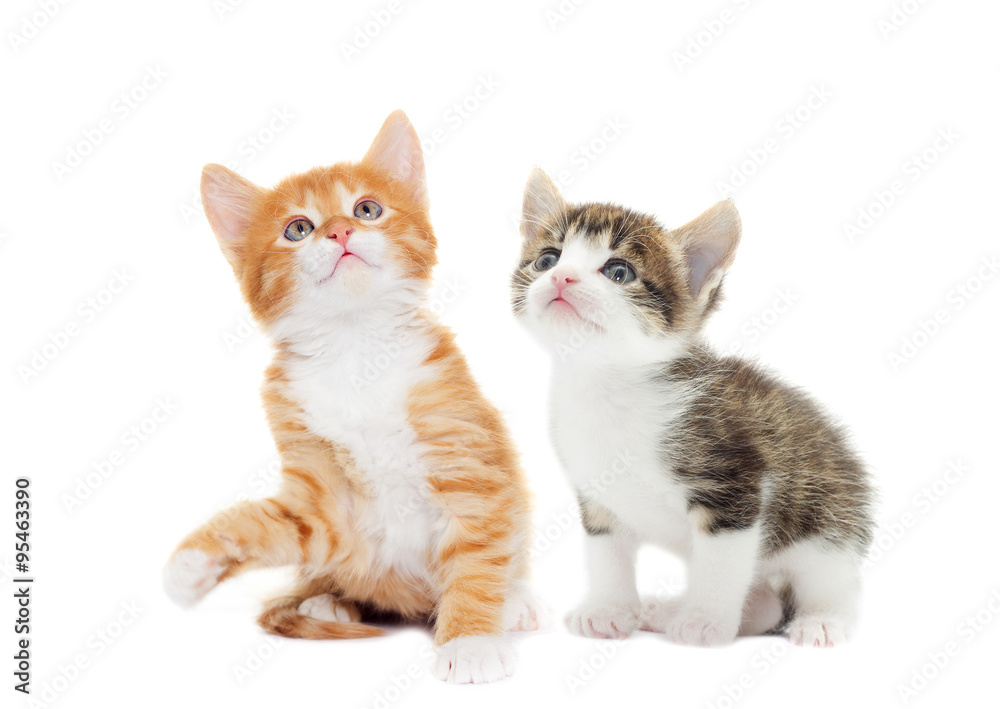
(788, 617), (847, 648)
(430, 636), (516, 684)
(566, 602), (641, 639)
(297, 594), (361, 624)
(163, 549), (226, 608)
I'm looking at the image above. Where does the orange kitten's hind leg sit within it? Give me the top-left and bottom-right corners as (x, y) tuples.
(259, 589), (383, 640)
(163, 496), (311, 607)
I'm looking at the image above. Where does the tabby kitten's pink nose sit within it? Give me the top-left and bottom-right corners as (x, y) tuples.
(552, 270), (577, 295)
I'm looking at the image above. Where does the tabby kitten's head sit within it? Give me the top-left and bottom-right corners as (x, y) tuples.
(512, 168), (741, 362)
(200, 111), (435, 338)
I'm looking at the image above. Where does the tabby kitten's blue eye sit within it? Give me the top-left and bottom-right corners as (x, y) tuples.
(354, 200), (383, 220)
(283, 218), (314, 242)
(534, 250), (560, 271)
(601, 260), (636, 284)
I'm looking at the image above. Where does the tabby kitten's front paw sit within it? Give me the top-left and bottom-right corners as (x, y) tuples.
(504, 588), (553, 632)
(566, 601), (641, 639)
(162, 549), (227, 607)
(643, 599), (738, 647)
(787, 616), (848, 648)
(430, 636), (516, 684)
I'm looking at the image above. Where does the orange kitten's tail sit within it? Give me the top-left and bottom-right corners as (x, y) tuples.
(257, 595), (384, 639)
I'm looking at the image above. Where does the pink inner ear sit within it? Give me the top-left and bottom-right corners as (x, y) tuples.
(521, 168), (566, 243)
(201, 165), (260, 252)
(686, 244), (722, 297)
(363, 111), (427, 205)
(678, 200), (741, 298)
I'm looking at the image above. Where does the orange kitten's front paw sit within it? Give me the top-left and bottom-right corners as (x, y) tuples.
(566, 602), (641, 639)
(163, 549), (226, 607)
(430, 636), (516, 684)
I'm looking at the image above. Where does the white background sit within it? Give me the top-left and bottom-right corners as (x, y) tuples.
(2, 0), (998, 707)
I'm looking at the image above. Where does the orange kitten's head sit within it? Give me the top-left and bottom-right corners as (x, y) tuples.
(200, 111), (435, 337)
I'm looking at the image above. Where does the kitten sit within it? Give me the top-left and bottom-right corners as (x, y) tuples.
(163, 112), (545, 684)
(511, 168), (874, 648)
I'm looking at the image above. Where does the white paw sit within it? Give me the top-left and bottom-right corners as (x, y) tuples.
(788, 616), (847, 647)
(163, 549), (225, 608)
(566, 601), (641, 639)
(430, 636), (516, 684)
(297, 594), (360, 623)
(504, 589), (553, 632)
(642, 599), (738, 647)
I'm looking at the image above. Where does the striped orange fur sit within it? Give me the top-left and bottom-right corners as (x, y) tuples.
(163, 113), (539, 678)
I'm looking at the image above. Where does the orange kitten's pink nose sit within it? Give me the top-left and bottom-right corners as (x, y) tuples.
(326, 222), (354, 246)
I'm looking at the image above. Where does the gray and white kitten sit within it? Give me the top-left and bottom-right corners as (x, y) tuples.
(512, 168), (874, 647)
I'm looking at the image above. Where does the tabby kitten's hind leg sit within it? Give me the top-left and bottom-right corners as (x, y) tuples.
(782, 544), (860, 647)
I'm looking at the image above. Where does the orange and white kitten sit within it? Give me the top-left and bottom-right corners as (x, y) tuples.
(162, 111), (544, 684)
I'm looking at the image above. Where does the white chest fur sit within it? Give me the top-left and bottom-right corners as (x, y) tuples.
(281, 318), (442, 576)
(550, 363), (694, 554)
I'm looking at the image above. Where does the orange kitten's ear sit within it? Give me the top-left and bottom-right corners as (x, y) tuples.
(201, 164), (263, 271)
(521, 167), (566, 244)
(673, 200), (742, 299)
(363, 110), (427, 207)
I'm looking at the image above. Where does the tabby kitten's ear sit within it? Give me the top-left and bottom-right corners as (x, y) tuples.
(521, 167), (566, 244)
(363, 110), (427, 207)
(674, 199), (742, 299)
(200, 163), (264, 273)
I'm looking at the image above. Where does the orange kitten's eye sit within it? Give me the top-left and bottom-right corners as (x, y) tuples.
(283, 218), (314, 242)
(354, 200), (383, 220)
